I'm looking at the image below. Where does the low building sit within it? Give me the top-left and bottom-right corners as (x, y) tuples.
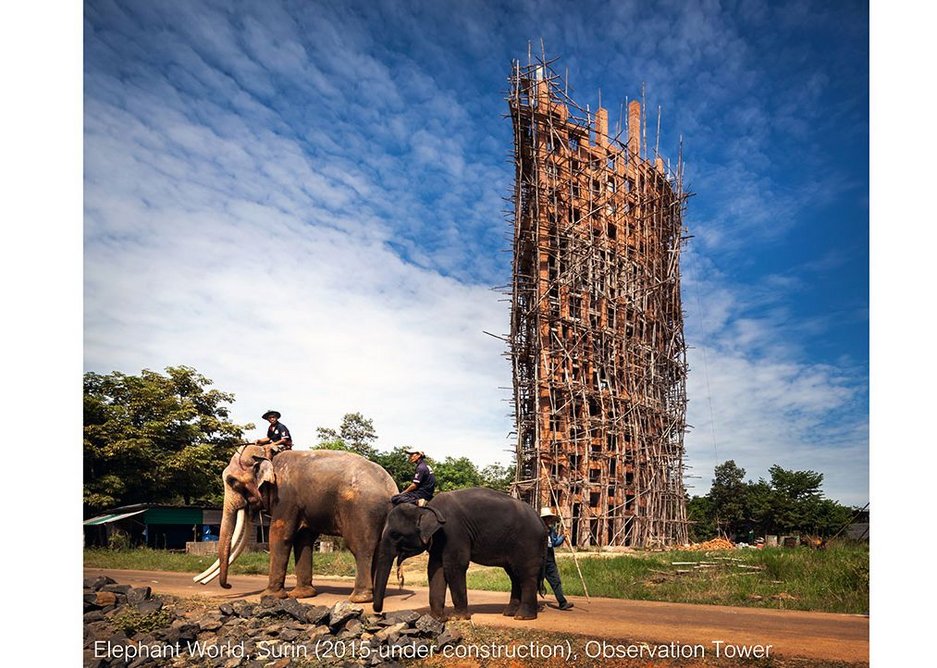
(83, 504), (270, 550)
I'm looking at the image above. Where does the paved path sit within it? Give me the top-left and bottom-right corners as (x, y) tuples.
(84, 568), (869, 664)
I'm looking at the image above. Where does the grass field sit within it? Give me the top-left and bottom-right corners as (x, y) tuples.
(83, 541), (868, 615)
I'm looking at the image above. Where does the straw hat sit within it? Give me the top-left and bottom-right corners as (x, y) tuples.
(539, 507), (559, 520)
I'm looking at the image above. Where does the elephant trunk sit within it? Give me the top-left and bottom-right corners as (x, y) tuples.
(371, 531), (397, 613)
(217, 502), (237, 588)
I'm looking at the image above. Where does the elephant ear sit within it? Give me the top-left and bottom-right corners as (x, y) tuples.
(417, 506), (446, 544)
(254, 457), (276, 487)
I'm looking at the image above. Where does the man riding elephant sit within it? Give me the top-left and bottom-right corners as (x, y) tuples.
(255, 409), (292, 456)
(391, 449), (435, 506)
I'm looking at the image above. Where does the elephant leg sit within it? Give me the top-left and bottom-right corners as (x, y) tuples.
(345, 532), (374, 603)
(514, 564), (541, 620)
(502, 566), (521, 617)
(264, 515), (298, 598)
(288, 529), (318, 599)
(444, 558), (471, 620)
(427, 550), (447, 620)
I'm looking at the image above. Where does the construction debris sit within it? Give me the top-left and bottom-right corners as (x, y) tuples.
(675, 538), (736, 552)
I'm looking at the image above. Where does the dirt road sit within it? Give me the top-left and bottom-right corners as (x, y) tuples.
(84, 568), (868, 664)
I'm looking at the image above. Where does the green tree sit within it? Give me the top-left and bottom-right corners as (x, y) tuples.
(747, 465), (851, 536)
(479, 462), (514, 492)
(710, 460), (750, 538)
(747, 479), (777, 535)
(373, 446), (414, 491)
(83, 366), (252, 513)
(433, 456), (483, 491)
(316, 412), (378, 459)
(766, 465), (824, 534)
(686, 494), (716, 542)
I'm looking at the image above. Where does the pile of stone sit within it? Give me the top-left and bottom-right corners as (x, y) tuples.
(84, 576), (462, 667)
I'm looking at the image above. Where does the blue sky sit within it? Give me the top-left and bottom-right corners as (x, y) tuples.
(81, 0), (870, 505)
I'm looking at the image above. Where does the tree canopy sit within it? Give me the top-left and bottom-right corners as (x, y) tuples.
(687, 460), (856, 541)
(315, 412), (378, 460)
(83, 366), (252, 513)
(85, 388), (516, 515)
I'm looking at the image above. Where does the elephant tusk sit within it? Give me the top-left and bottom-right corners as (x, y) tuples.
(193, 508), (245, 584)
(195, 509), (248, 585)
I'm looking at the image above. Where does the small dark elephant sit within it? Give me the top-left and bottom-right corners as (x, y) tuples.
(371, 487), (546, 620)
(194, 446), (397, 602)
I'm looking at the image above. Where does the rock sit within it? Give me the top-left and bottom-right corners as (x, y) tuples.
(83, 577), (462, 668)
(161, 620), (200, 645)
(83, 610), (106, 623)
(85, 575), (117, 591)
(263, 622), (285, 636)
(84, 592), (102, 611)
(102, 583), (134, 596)
(374, 622), (407, 642)
(278, 597), (309, 622)
(231, 601), (255, 618)
(414, 614), (444, 636)
(127, 586), (152, 604)
(436, 627), (462, 647)
(82, 650), (106, 668)
(95, 591), (119, 607)
(197, 614), (224, 632)
(304, 605), (330, 626)
(383, 609), (420, 626)
(128, 656), (156, 668)
(344, 618), (364, 635)
(328, 601), (364, 630)
(134, 598), (164, 615)
(84, 621), (113, 647)
(258, 595), (280, 608)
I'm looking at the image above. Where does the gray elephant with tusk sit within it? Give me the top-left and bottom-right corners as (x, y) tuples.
(194, 445), (398, 602)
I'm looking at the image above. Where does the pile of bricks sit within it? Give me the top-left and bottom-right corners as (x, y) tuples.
(677, 538), (736, 551)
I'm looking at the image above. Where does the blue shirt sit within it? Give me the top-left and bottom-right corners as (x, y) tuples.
(267, 421), (292, 446)
(412, 459), (436, 500)
(547, 526), (565, 550)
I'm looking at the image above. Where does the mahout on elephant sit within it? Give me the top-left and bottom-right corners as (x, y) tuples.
(194, 445), (397, 602)
(371, 487), (547, 620)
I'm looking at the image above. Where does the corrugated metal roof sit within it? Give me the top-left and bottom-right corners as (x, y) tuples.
(82, 509), (147, 526)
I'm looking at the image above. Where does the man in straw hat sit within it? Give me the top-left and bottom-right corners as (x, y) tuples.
(391, 449), (436, 506)
(540, 507), (574, 610)
(255, 410), (292, 455)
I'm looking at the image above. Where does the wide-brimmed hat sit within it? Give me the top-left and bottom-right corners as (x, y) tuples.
(262, 410), (281, 420)
(405, 449), (424, 457)
(540, 507), (559, 519)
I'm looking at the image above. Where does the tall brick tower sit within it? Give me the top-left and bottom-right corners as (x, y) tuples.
(507, 56), (689, 548)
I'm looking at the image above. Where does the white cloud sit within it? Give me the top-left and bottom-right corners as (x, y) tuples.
(83, 0), (868, 505)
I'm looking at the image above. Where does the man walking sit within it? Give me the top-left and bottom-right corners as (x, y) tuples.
(540, 507), (574, 610)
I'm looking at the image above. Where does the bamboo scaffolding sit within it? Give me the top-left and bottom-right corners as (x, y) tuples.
(506, 53), (689, 547)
